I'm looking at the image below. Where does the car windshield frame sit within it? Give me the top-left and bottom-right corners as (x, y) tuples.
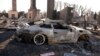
(39, 24), (52, 29)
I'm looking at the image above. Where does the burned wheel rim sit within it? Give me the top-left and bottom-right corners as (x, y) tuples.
(34, 34), (45, 45)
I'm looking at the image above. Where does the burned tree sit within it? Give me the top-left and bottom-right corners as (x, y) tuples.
(52, 10), (60, 20)
(97, 12), (100, 24)
(1, 10), (8, 18)
(94, 12), (97, 20)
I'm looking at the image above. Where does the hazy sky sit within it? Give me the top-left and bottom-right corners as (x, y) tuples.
(0, 0), (100, 12)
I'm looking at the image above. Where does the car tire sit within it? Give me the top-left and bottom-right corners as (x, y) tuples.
(33, 34), (46, 45)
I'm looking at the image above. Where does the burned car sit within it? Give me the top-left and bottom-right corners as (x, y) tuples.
(16, 22), (92, 45)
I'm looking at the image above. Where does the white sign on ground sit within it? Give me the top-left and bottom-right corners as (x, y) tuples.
(40, 52), (55, 56)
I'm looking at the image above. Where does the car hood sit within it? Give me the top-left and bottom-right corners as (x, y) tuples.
(69, 25), (84, 30)
(69, 25), (92, 35)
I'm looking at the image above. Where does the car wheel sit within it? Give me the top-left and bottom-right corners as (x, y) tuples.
(33, 34), (46, 45)
(78, 34), (92, 51)
(78, 34), (89, 41)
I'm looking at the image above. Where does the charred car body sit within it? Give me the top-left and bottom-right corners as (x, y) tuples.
(16, 21), (92, 45)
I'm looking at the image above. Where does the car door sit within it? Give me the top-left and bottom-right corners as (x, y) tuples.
(53, 24), (75, 42)
(39, 24), (54, 37)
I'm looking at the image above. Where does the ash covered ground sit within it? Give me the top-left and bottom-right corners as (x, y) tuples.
(0, 31), (100, 56)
